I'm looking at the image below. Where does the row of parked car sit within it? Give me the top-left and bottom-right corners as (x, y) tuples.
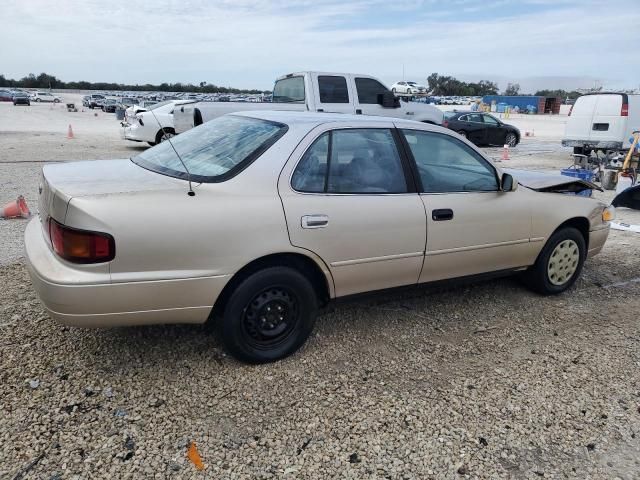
(0, 89), (62, 105)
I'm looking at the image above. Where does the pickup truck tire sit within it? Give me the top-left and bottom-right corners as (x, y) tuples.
(156, 128), (175, 144)
(220, 266), (318, 363)
(522, 227), (586, 295)
(147, 142), (156, 147)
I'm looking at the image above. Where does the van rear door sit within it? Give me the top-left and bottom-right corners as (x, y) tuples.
(590, 94), (626, 145)
(564, 95), (598, 142)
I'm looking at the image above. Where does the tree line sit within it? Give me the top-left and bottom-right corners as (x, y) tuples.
(0, 72), (271, 94)
(2, 71), (590, 99)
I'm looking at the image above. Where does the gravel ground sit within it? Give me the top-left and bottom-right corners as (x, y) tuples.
(2, 101), (640, 479)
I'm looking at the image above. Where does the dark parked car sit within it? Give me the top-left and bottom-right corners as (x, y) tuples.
(443, 111), (520, 147)
(0, 89), (13, 102)
(12, 91), (30, 106)
(101, 98), (118, 113)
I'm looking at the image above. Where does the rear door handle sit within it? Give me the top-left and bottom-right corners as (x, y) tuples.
(301, 214), (329, 229)
(432, 209), (453, 221)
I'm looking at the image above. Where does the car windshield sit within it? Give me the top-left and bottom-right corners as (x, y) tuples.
(131, 115), (288, 182)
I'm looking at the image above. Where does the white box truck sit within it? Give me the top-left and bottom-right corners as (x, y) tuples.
(562, 93), (640, 155)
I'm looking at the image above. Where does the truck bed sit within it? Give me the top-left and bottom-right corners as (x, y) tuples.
(174, 102), (306, 134)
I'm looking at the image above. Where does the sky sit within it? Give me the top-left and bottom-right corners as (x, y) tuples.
(1, 0), (638, 92)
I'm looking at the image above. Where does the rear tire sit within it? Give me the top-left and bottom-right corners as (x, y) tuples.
(505, 132), (518, 147)
(523, 227), (586, 295)
(457, 130), (467, 138)
(156, 128), (175, 144)
(147, 141), (156, 147)
(220, 267), (318, 363)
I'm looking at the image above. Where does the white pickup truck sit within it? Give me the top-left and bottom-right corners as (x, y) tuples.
(174, 72), (443, 134)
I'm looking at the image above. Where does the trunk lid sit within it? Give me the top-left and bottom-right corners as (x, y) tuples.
(39, 159), (187, 223)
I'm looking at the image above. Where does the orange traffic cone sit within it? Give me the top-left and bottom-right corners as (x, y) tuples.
(502, 144), (510, 161)
(0, 195), (31, 219)
(67, 124), (74, 139)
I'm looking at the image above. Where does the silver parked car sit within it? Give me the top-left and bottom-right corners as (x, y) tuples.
(25, 111), (613, 363)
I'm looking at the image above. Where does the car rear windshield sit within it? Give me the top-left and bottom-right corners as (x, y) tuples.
(131, 115), (288, 183)
(444, 112), (457, 119)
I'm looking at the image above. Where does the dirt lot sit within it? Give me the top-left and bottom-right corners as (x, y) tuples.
(1, 99), (640, 479)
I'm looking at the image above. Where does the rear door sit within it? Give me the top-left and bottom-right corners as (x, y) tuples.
(279, 123), (426, 297)
(565, 95), (598, 141)
(311, 75), (355, 114)
(590, 94), (625, 144)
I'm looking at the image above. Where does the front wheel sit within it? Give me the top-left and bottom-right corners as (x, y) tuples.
(523, 227), (586, 295)
(35, 98), (41, 102)
(220, 267), (318, 363)
(54, 98), (60, 103)
(505, 132), (518, 147)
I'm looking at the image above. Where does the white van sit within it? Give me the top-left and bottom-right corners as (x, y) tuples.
(562, 93), (640, 154)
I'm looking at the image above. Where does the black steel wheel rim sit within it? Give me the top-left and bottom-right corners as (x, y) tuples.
(241, 286), (299, 350)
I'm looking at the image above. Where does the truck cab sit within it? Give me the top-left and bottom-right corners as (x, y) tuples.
(272, 72), (442, 122)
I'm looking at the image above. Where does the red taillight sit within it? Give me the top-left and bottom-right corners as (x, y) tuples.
(443, 120), (449, 128)
(568, 105), (573, 116)
(621, 103), (629, 116)
(48, 218), (115, 264)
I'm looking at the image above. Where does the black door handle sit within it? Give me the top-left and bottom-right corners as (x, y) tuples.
(432, 209), (453, 221)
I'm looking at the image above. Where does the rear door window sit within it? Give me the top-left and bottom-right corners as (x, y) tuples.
(318, 76), (349, 104)
(292, 129), (408, 194)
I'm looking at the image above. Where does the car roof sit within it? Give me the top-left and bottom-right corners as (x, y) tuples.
(232, 110), (424, 129)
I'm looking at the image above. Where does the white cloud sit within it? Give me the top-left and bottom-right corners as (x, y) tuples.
(0, 0), (637, 91)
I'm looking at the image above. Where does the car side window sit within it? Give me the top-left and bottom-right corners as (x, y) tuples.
(466, 114), (484, 123)
(355, 78), (389, 104)
(292, 129), (407, 194)
(318, 76), (349, 104)
(482, 115), (499, 125)
(401, 130), (498, 193)
(291, 133), (329, 193)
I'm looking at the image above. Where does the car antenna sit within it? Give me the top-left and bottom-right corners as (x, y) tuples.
(147, 103), (196, 197)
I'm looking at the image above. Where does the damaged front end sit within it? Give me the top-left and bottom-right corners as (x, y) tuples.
(504, 169), (602, 195)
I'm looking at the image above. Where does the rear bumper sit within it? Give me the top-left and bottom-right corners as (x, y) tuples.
(25, 218), (230, 327)
(121, 123), (148, 142)
(588, 225), (610, 258)
(562, 139), (623, 149)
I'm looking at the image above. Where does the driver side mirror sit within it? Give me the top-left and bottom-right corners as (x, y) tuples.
(378, 92), (400, 108)
(501, 173), (517, 192)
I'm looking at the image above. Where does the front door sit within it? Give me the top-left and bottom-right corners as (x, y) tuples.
(398, 128), (536, 283)
(482, 114), (505, 145)
(279, 125), (426, 297)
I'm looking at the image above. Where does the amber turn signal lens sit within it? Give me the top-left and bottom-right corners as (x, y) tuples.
(602, 206), (615, 222)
